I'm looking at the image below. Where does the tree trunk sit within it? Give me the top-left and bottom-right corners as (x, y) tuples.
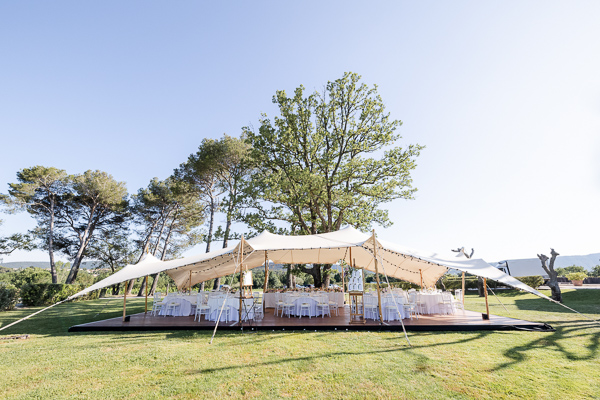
(213, 277), (221, 290)
(477, 277), (485, 297)
(111, 283), (120, 296)
(205, 195), (216, 252)
(149, 273), (160, 296)
(65, 214), (96, 284)
(48, 196), (57, 284)
(125, 279), (136, 295)
(538, 249), (562, 302)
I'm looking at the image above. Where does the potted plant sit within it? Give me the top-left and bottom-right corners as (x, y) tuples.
(566, 272), (588, 286)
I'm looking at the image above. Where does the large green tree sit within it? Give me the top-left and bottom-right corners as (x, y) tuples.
(52, 170), (129, 284)
(6, 166), (69, 283)
(176, 134), (252, 290)
(131, 177), (204, 295)
(243, 72), (423, 287)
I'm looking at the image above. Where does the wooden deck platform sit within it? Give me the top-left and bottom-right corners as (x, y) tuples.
(68, 307), (553, 333)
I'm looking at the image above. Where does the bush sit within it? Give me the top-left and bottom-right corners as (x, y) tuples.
(515, 275), (544, 289)
(10, 267), (52, 288)
(566, 272), (588, 282)
(19, 283), (92, 306)
(589, 265), (600, 278)
(555, 265), (587, 277)
(441, 276), (479, 290)
(0, 283), (19, 311)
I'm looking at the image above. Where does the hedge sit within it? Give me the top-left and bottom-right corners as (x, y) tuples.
(20, 283), (98, 306)
(0, 283), (19, 311)
(515, 276), (544, 289)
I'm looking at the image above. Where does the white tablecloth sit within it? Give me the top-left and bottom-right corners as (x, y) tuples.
(159, 295), (193, 316)
(364, 294), (408, 320)
(292, 296), (331, 317)
(264, 292), (344, 308)
(207, 296), (255, 321)
(418, 293), (444, 314)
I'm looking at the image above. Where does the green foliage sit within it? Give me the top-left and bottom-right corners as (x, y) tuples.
(515, 276), (544, 289)
(555, 265), (587, 277)
(566, 272), (588, 281)
(243, 72), (423, 235)
(440, 276), (479, 290)
(0, 267), (52, 288)
(0, 232), (36, 255)
(0, 283), (18, 311)
(588, 265), (600, 277)
(19, 283), (93, 306)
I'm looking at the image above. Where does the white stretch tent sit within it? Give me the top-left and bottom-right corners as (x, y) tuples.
(69, 227), (550, 301)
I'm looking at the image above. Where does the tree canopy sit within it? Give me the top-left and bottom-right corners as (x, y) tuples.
(241, 72), (423, 286)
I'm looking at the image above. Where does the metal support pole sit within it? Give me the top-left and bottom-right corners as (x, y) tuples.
(263, 251), (269, 311)
(483, 277), (490, 319)
(144, 276), (148, 314)
(461, 271), (465, 305)
(122, 280), (129, 322)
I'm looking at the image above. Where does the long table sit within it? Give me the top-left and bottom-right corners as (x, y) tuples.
(264, 292), (344, 309)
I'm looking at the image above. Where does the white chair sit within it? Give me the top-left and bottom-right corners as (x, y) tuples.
(328, 297), (339, 316)
(438, 292), (454, 315)
(274, 293), (285, 317)
(253, 294), (264, 320)
(364, 296), (379, 320)
(316, 295), (330, 318)
(164, 299), (181, 317)
(194, 293), (211, 321)
(298, 301), (312, 318)
(282, 294), (295, 318)
(408, 292), (424, 317)
(151, 292), (166, 316)
(453, 290), (465, 309)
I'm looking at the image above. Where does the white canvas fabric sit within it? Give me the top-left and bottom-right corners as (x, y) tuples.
(69, 226), (550, 301)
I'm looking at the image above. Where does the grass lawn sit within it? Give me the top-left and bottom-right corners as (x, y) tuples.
(0, 289), (599, 399)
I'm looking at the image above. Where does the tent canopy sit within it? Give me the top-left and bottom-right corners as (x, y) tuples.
(69, 226), (550, 301)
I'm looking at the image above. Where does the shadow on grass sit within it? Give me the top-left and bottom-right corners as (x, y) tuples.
(492, 321), (600, 371)
(0, 297), (148, 337)
(188, 330), (496, 374)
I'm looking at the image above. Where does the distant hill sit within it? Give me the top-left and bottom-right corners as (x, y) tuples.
(492, 252), (600, 277)
(0, 261), (101, 270)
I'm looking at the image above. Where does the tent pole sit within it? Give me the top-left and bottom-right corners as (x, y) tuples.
(144, 276), (148, 314)
(122, 280), (129, 322)
(263, 251), (269, 311)
(372, 229), (384, 324)
(483, 278), (490, 318)
(211, 236), (245, 344)
(239, 235), (245, 326)
(419, 269), (423, 288)
(461, 271), (465, 305)
(189, 270), (192, 292)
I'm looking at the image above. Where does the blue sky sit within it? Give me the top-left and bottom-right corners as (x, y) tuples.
(1, 1), (599, 263)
